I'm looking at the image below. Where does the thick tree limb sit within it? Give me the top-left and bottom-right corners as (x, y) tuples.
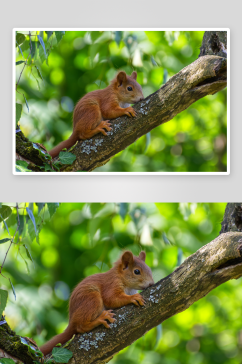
(64, 55), (227, 171)
(0, 318), (38, 364)
(63, 231), (242, 364)
(220, 203), (242, 234)
(199, 31), (227, 59)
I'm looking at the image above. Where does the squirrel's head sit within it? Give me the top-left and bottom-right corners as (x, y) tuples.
(112, 71), (144, 104)
(116, 250), (154, 290)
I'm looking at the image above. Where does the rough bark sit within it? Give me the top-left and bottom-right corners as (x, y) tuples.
(0, 318), (38, 364)
(199, 31), (227, 59)
(220, 203), (242, 234)
(15, 31), (227, 172)
(1, 231), (242, 364)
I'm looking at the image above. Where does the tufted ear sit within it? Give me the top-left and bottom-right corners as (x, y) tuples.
(131, 71), (137, 80)
(122, 251), (134, 269)
(117, 71), (127, 86)
(139, 251), (146, 261)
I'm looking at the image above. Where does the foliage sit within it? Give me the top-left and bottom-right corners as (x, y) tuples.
(1, 203), (241, 363)
(15, 31), (227, 172)
(0, 203), (59, 309)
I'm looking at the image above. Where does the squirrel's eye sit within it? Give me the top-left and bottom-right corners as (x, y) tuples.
(127, 86), (133, 91)
(134, 269), (140, 275)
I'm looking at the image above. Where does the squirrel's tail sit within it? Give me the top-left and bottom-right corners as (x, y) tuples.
(40, 325), (75, 356)
(49, 133), (78, 159)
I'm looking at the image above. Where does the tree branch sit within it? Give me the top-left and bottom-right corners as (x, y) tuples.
(62, 55), (227, 171)
(63, 231), (242, 364)
(220, 203), (242, 234)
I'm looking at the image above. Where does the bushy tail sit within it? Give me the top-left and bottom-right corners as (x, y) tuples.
(49, 133), (78, 159)
(40, 325), (75, 356)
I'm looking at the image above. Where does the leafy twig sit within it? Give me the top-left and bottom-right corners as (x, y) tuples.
(0, 203), (21, 275)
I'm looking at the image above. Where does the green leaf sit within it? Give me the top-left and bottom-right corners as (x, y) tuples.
(55, 31), (65, 43)
(36, 203), (45, 213)
(0, 289), (8, 317)
(23, 94), (29, 113)
(35, 65), (43, 80)
(24, 244), (35, 267)
(16, 160), (29, 169)
(0, 238), (11, 244)
(47, 203), (59, 218)
(151, 55), (158, 66)
(114, 31), (123, 46)
(9, 279), (16, 300)
(0, 215), (10, 237)
(119, 203), (129, 221)
(16, 103), (22, 124)
(6, 213), (17, 228)
(0, 206), (12, 222)
(16, 60), (25, 65)
(46, 31), (53, 40)
(44, 163), (53, 171)
(52, 347), (73, 363)
(39, 45), (47, 64)
(27, 219), (36, 243)
(16, 40), (24, 58)
(16, 164), (31, 172)
(53, 161), (62, 171)
(16, 33), (26, 46)
(37, 35), (46, 57)
(30, 41), (36, 59)
(0, 358), (16, 364)
(59, 152), (76, 165)
(19, 215), (25, 236)
(26, 207), (37, 234)
(162, 232), (171, 245)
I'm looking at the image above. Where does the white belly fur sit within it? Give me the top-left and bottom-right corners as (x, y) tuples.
(124, 287), (137, 295)
(119, 102), (130, 108)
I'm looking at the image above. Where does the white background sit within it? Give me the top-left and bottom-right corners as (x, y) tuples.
(2, 0), (241, 202)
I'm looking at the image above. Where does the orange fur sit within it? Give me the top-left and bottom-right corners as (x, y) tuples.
(40, 251), (154, 355)
(49, 71), (144, 158)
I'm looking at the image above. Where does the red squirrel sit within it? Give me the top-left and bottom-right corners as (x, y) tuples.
(40, 251), (154, 355)
(49, 71), (144, 158)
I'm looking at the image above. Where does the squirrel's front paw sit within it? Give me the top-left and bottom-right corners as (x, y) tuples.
(124, 107), (137, 118)
(130, 293), (145, 306)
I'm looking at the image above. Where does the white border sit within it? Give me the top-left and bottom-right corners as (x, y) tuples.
(13, 28), (230, 175)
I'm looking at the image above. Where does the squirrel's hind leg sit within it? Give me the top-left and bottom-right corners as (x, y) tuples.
(71, 292), (115, 333)
(75, 105), (112, 140)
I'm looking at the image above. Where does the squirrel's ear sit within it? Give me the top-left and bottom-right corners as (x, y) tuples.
(117, 71), (127, 86)
(131, 71), (137, 80)
(122, 251), (134, 269)
(139, 251), (146, 261)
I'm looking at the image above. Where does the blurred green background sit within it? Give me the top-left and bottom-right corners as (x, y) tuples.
(15, 31), (227, 172)
(1, 202), (242, 364)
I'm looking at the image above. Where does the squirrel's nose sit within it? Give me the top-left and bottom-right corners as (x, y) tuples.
(140, 97), (144, 101)
(149, 282), (153, 287)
